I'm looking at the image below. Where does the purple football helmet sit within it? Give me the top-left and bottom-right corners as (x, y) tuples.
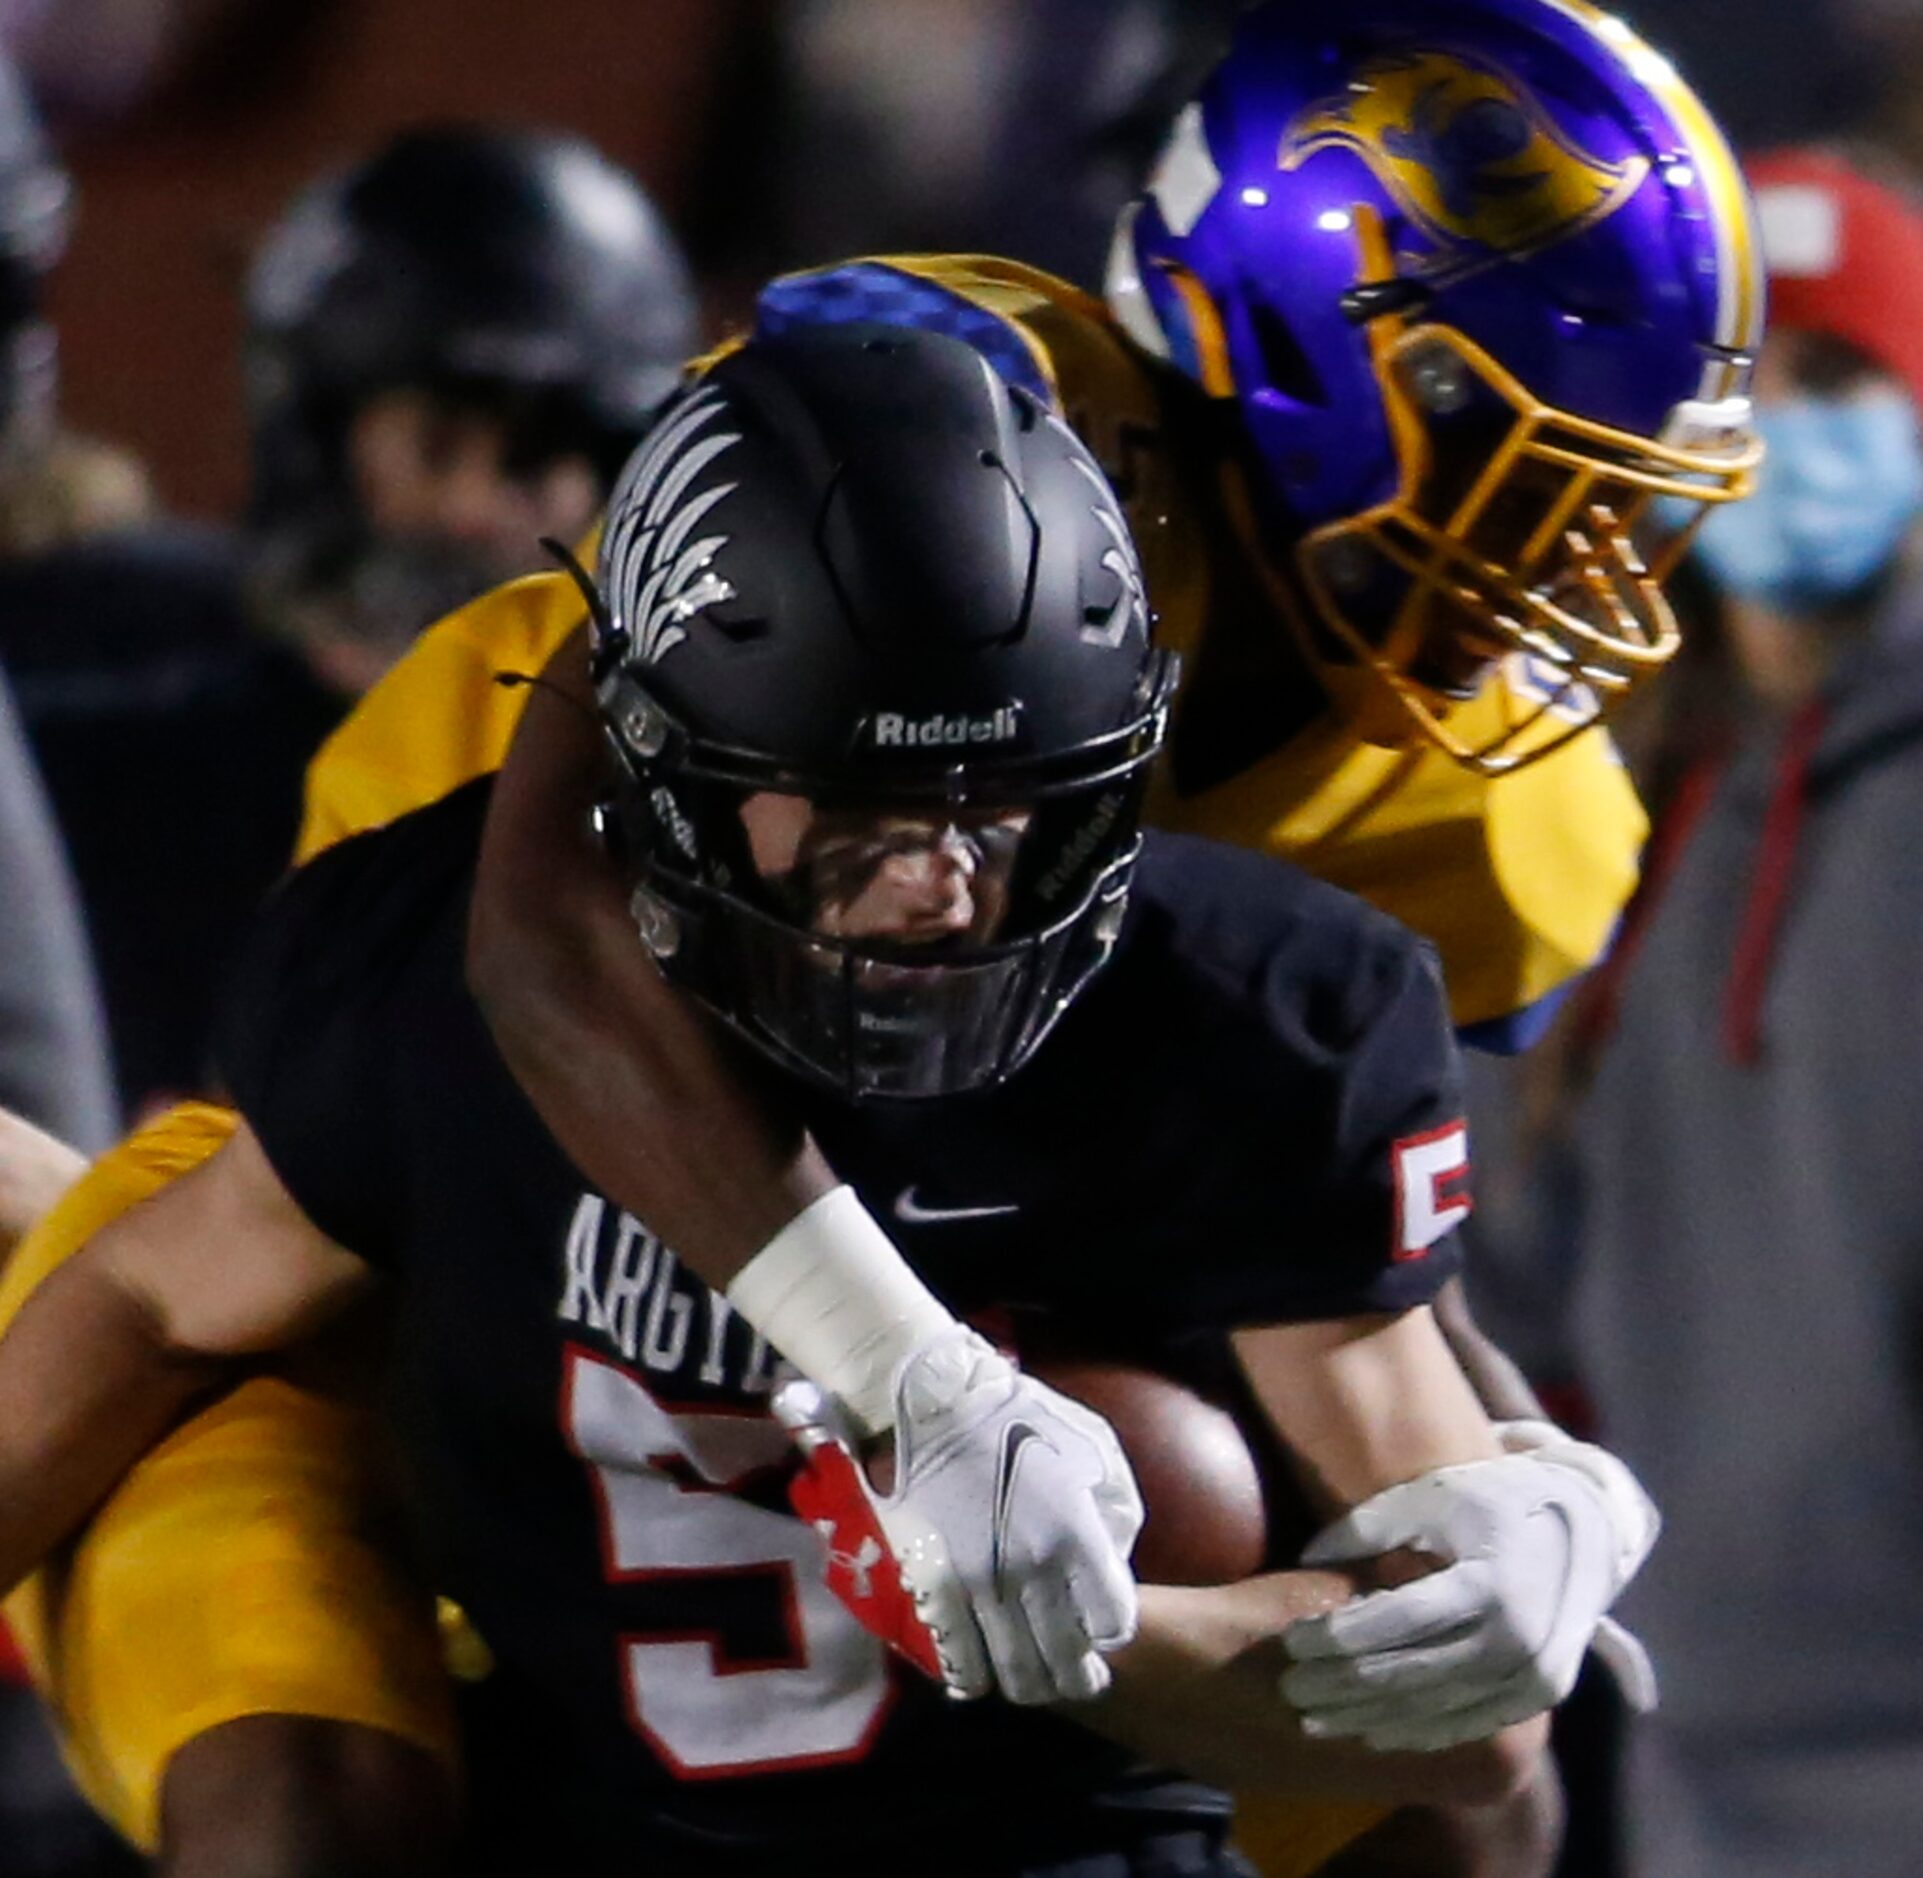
(1106, 0), (1764, 772)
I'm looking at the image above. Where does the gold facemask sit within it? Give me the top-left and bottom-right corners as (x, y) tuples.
(1291, 215), (1762, 775)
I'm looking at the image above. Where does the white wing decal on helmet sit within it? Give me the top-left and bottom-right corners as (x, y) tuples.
(602, 385), (743, 666)
(1067, 451), (1147, 648)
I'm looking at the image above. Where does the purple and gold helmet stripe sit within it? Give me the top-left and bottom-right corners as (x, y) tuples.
(1553, 2), (1763, 391)
(1157, 263), (1237, 397)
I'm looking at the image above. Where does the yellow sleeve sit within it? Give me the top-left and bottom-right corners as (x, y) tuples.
(0, 1102), (456, 1853)
(1150, 682), (1646, 1029)
(0, 1102), (238, 1328)
(294, 567), (589, 863)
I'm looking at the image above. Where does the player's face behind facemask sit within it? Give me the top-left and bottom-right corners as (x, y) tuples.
(739, 795), (1032, 947)
(257, 376), (611, 697)
(625, 746), (1160, 1106)
(711, 791), (1074, 1100)
(588, 324), (1174, 1103)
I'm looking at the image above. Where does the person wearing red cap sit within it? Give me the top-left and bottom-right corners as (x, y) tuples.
(1566, 146), (1923, 1878)
(1687, 149), (1923, 674)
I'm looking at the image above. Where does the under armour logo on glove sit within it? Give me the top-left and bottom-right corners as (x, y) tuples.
(775, 1328), (1142, 1707)
(777, 1381), (945, 1682)
(829, 1531), (885, 1602)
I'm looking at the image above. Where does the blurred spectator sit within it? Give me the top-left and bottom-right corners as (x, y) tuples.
(1570, 148), (1923, 1878)
(239, 126), (692, 688)
(0, 123), (695, 1112)
(0, 57), (139, 1878)
(0, 677), (115, 1152)
(0, 51), (120, 1153)
(0, 47), (149, 554)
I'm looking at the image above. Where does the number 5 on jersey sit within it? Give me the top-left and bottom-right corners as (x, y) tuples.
(563, 1349), (895, 1777)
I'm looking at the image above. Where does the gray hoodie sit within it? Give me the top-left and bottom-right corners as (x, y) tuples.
(1572, 639), (1923, 1875)
(0, 665), (114, 1148)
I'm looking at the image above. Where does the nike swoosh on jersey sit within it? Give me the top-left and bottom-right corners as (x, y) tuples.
(892, 1186), (1020, 1226)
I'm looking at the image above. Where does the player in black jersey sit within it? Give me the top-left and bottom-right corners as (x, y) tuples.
(0, 329), (1646, 1873)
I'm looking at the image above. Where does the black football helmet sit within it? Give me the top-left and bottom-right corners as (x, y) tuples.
(0, 50), (69, 440)
(583, 324), (1176, 1101)
(244, 124), (696, 644)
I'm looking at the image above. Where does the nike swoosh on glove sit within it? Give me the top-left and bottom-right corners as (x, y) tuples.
(1280, 1433), (1659, 1752)
(1494, 1420), (1658, 1714)
(778, 1326), (1142, 1706)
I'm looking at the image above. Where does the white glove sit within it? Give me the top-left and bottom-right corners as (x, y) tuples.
(783, 1325), (1142, 1706)
(1281, 1427), (1659, 1752)
(1498, 1420), (1659, 1715)
(1490, 1420), (1659, 1552)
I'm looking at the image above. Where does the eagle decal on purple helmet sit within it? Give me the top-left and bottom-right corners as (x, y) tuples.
(1280, 49), (1648, 278)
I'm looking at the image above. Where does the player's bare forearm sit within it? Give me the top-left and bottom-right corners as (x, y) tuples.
(1233, 1308), (1503, 1520)
(468, 622), (836, 1287)
(1431, 1276), (1547, 1424)
(0, 1125), (371, 1597)
(0, 1105), (83, 1266)
(1081, 1570), (1546, 1804)
(0, 1242), (222, 1597)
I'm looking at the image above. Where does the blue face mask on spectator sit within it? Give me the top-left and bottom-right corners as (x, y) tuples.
(1684, 390), (1923, 612)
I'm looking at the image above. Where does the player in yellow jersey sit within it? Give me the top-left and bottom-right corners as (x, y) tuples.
(0, 2), (1749, 1872)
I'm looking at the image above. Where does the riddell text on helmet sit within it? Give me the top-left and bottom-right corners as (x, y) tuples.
(869, 706), (1022, 749)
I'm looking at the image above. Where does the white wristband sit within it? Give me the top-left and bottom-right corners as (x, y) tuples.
(726, 1186), (957, 1436)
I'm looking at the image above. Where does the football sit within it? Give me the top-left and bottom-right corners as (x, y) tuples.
(1010, 1316), (1319, 1587)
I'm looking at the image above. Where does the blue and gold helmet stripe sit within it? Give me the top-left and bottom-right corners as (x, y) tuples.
(1551, 2), (1763, 393)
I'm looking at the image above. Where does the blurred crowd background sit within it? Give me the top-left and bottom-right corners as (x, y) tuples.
(19, 0), (1923, 519)
(5, 1), (1923, 1874)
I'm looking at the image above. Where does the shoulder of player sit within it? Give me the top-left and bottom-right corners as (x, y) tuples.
(298, 569), (579, 859)
(1125, 830), (1438, 1041)
(259, 780), (491, 1005)
(313, 568), (577, 769)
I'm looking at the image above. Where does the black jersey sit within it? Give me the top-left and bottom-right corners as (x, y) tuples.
(219, 778), (1466, 1872)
